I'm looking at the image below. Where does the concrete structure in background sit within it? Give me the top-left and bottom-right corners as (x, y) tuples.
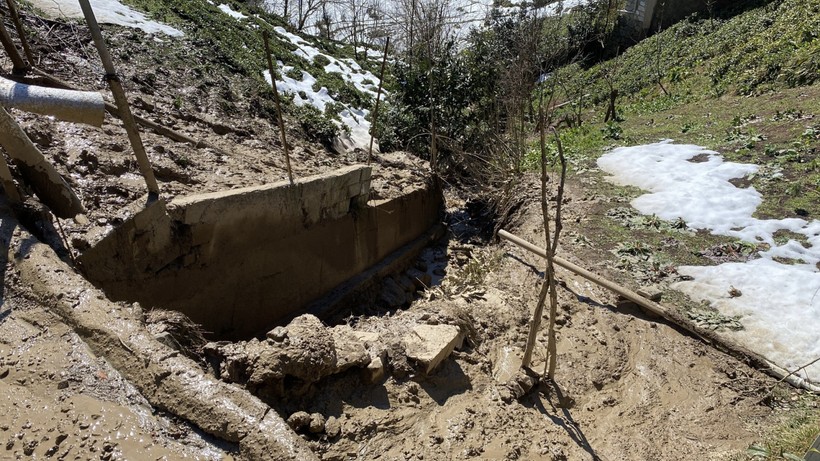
(621, 0), (733, 34)
(79, 165), (443, 339)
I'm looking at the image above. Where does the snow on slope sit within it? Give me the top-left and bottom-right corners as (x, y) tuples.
(263, 27), (384, 151)
(598, 140), (820, 384)
(27, 0), (183, 36)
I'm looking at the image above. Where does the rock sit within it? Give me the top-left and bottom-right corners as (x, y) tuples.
(287, 411), (311, 431)
(309, 413), (325, 434)
(491, 346), (521, 384)
(637, 286), (663, 301)
(379, 278), (407, 307)
(403, 324), (464, 374)
(361, 357), (385, 384)
(153, 331), (179, 350)
(0, 367), (8, 379)
(324, 416), (341, 438)
(329, 326), (371, 372)
(266, 326), (288, 342)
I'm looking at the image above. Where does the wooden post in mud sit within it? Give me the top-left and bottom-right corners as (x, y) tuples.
(77, 0), (160, 196)
(5, 0), (35, 66)
(0, 19), (26, 73)
(498, 229), (820, 393)
(262, 30), (294, 185)
(367, 36), (389, 165)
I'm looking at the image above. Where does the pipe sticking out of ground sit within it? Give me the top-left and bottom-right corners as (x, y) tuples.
(0, 76), (105, 126)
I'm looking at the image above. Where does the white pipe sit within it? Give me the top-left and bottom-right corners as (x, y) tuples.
(0, 76), (105, 126)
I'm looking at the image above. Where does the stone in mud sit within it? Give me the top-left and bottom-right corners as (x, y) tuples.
(266, 326), (288, 342)
(324, 416), (341, 438)
(362, 356), (386, 384)
(330, 326), (371, 372)
(403, 324), (464, 374)
(309, 413), (325, 433)
(287, 411), (311, 431)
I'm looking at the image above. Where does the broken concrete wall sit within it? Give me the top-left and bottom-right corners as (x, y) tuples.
(79, 165), (442, 339)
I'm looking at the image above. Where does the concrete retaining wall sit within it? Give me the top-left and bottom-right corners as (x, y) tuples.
(79, 165), (442, 339)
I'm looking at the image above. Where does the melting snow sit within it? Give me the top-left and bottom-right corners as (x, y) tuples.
(264, 27), (384, 151)
(217, 4), (247, 20)
(598, 140), (820, 384)
(26, 0), (183, 36)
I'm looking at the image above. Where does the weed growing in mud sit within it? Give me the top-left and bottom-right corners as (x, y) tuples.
(744, 401), (820, 461)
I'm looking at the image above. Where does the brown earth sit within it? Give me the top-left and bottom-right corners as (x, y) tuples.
(0, 7), (814, 461)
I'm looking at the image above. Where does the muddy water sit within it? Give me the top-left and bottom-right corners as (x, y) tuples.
(0, 306), (230, 460)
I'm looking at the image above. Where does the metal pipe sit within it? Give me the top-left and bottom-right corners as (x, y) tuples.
(0, 76), (104, 126)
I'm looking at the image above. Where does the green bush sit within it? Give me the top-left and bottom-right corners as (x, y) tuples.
(293, 105), (338, 145)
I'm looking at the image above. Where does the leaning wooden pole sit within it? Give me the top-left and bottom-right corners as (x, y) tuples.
(77, 0), (159, 196)
(262, 30), (294, 185)
(0, 18), (26, 73)
(5, 0), (35, 66)
(498, 229), (820, 393)
(367, 36), (389, 165)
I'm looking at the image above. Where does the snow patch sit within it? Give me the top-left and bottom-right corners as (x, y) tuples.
(26, 0), (183, 36)
(264, 27), (384, 151)
(598, 140), (820, 383)
(218, 4), (247, 20)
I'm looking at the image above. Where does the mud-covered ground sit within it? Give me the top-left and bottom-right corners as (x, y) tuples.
(0, 6), (816, 461)
(252, 181), (800, 461)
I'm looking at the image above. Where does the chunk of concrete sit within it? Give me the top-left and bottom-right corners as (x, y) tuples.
(403, 324), (464, 374)
(361, 356), (386, 384)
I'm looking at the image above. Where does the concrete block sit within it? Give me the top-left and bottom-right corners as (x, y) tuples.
(404, 324), (464, 374)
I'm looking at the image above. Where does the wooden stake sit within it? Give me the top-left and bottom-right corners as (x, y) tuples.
(262, 30), (294, 185)
(498, 229), (820, 393)
(0, 18), (26, 73)
(77, 0), (159, 196)
(5, 0), (34, 66)
(367, 36), (389, 165)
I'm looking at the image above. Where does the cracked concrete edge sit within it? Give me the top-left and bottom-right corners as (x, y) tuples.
(4, 209), (318, 461)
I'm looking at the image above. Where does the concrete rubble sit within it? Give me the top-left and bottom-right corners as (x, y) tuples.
(205, 313), (467, 400)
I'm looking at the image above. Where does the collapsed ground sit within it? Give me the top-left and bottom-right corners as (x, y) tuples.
(1, 1), (819, 460)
